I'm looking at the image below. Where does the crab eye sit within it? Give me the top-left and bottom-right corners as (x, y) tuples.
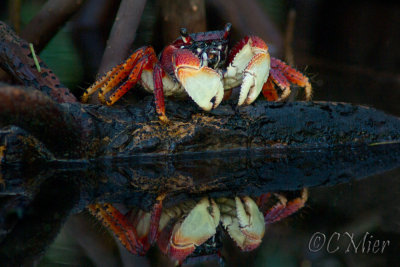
(223, 23), (232, 39)
(180, 28), (192, 44)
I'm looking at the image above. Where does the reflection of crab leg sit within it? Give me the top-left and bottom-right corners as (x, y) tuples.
(268, 57), (312, 101)
(224, 36), (271, 105)
(87, 203), (146, 254)
(258, 188), (308, 224)
(218, 196), (265, 251)
(87, 199), (164, 256)
(173, 49), (224, 111)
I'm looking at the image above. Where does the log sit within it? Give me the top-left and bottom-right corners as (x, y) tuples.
(1, 84), (400, 163)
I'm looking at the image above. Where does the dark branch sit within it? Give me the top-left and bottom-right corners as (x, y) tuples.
(97, 0), (147, 77)
(159, 0), (206, 44)
(0, 21), (77, 103)
(209, 0), (283, 56)
(20, 0), (87, 53)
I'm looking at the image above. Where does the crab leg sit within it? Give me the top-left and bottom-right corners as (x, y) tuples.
(100, 58), (146, 105)
(87, 203), (146, 255)
(269, 57), (312, 101)
(259, 188), (308, 224)
(99, 47), (158, 105)
(261, 78), (279, 101)
(153, 63), (168, 121)
(82, 46), (150, 103)
(173, 49), (224, 111)
(87, 199), (164, 256)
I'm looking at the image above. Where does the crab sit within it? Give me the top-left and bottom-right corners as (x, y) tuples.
(82, 23), (312, 121)
(87, 189), (308, 265)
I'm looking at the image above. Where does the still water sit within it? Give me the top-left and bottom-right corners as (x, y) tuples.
(1, 144), (399, 266)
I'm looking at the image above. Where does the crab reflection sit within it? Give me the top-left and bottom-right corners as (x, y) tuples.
(88, 189), (308, 265)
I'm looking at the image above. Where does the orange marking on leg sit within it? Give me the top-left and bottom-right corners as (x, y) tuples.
(269, 68), (291, 91)
(88, 203), (146, 255)
(82, 67), (120, 103)
(105, 60), (146, 105)
(263, 189), (308, 224)
(105, 49), (159, 105)
(271, 57), (312, 100)
(153, 63), (168, 122)
(149, 194), (165, 244)
(83, 47), (149, 103)
(262, 78), (279, 101)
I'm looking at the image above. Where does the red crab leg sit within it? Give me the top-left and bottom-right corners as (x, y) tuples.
(153, 63), (168, 122)
(87, 199), (164, 256)
(148, 194), (166, 244)
(269, 57), (312, 100)
(82, 46), (149, 103)
(261, 78), (279, 101)
(257, 189), (308, 224)
(100, 47), (158, 105)
(87, 203), (145, 255)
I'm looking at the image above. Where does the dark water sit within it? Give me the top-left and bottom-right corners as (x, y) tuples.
(1, 143), (400, 266)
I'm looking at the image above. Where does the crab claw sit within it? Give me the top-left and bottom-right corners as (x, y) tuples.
(239, 51), (270, 106)
(225, 36), (271, 106)
(219, 196), (265, 251)
(159, 197), (220, 263)
(173, 49), (224, 111)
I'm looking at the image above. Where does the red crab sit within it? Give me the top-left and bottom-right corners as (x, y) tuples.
(88, 189), (308, 265)
(82, 23), (312, 121)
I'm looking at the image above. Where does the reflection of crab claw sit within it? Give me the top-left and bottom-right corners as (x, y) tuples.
(165, 197), (221, 262)
(239, 52), (270, 106)
(173, 49), (224, 111)
(220, 196), (265, 251)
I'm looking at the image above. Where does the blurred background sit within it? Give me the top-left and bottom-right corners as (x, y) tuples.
(0, 0), (399, 266)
